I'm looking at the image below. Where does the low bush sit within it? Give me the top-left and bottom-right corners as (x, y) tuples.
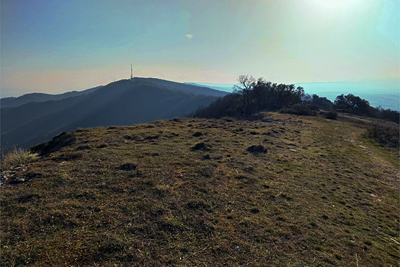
(364, 124), (399, 148)
(324, 111), (338, 120)
(374, 108), (399, 124)
(1, 148), (38, 170)
(279, 104), (317, 116)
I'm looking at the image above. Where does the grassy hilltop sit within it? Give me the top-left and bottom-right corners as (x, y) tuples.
(1, 112), (399, 266)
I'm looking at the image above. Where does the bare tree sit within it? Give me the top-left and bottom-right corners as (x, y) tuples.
(233, 75), (256, 119)
(234, 75), (256, 92)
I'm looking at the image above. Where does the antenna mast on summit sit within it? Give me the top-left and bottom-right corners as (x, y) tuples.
(130, 64), (133, 80)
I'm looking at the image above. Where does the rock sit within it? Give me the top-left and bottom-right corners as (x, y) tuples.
(29, 132), (76, 156)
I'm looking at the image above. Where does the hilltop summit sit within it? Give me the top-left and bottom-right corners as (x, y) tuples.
(1, 112), (398, 266)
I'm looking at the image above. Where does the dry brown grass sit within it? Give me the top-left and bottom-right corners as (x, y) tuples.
(1, 148), (38, 170)
(1, 113), (398, 266)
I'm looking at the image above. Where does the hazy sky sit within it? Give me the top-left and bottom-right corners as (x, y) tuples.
(1, 0), (399, 97)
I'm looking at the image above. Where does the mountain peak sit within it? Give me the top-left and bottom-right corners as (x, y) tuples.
(1, 78), (226, 151)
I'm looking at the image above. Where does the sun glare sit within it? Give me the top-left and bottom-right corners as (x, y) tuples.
(310, 0), (356, 9)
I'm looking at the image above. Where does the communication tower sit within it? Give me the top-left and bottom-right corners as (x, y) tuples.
(130, 64), (133, 80)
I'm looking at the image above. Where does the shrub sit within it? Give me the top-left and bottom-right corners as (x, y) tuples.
(303, 94), (333, 110)
(247, 145), (267, 154)
(334, 94), (373, 116)
(364, 124), (399, 148)
(279, 104), (317, 116)
(1, 148), (38, 170)
(374, 107), (399, 124)
(324, 111), (338, 120)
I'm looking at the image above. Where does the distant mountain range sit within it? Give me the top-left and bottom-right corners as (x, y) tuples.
(0, 86), (103, 108)
(184, 82), (236, 93)
(1, 78), (227, 151)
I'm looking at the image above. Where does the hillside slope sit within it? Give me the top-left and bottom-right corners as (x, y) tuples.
(1, 113), (398, 266)
(1, 79), (223, 150)
(1, 95), (92, 134)
(135, 78), (228, 97)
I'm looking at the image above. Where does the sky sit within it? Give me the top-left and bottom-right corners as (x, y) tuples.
(1, 0), (399, 97)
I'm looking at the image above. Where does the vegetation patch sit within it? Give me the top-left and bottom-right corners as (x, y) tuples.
(117, 163), (137, 171)
(53, 151), (83, 161)
(323, 110), (338, 120)
(0, 148), (38, 170)
(279, 104), (317, 116)
(191, 142), (211, 151)
(364, 123), (399, 148)
(247, 145), (267, 154)
(16, 193), (41, 204)
(75, 145), (91, 151)
(191, 76), (398, 126)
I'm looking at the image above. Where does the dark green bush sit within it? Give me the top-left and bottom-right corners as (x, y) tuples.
(324, 111), (338, 120)
(374, 108), (399, 123)
(279, 104), (317, 116)
(334, 94), (373, 116)
(364, 124), (399, 148)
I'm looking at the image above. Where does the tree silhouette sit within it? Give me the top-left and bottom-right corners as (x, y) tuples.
(192, 75), (305, 119)
(334, 94), (372, 115)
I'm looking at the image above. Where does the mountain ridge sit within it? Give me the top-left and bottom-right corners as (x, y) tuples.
(1, 78), (227, 151)
(0, 86), (102, 108)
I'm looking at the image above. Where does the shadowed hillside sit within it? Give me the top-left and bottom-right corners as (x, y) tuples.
(1, 112), (398, 266)
(1, 79), (225, 151)
(134, 78), (228, 97)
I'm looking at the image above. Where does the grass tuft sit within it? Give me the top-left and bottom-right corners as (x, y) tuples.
(1, 148), (38, 170)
